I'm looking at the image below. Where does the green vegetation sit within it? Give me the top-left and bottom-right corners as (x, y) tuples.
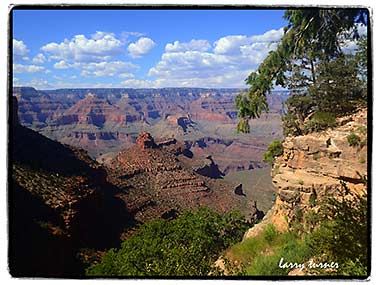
(357, 125), (367, 135)
(86, 207), (250, 277)
(263, 140), (283, 165)
(236, 9), (368, 133)
(224, 183), (368, 277)
(303, 111), (337, 134)
(347, 132), (361, 146)
(309, 190), (317, 207)
(228, 224), (312, 276)
(307, 183), (368, 275)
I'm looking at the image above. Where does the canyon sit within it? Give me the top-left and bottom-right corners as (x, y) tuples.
(14, 87), (287, 212)
(10, 96), (258, 276)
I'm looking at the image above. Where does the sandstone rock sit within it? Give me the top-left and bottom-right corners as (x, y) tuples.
(136, 131), (157, 149)
(108, 133), (246, 224)
(260, 109), (367, 232)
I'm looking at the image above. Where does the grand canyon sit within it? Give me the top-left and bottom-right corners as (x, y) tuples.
(10, 7), (369, 279)
(10, 87), (287, 276)
(14, 87), (288, 214)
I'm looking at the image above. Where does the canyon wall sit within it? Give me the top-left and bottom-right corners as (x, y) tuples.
(245, 109), (368, 238)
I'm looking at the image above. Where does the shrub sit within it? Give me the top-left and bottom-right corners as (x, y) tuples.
(304, 111), (337, 134)
(263, 140), (283, 165)
(282, 113), (302, 137)
(86, 207), (249, 277)
(263, 223), (278, 243)
(309, 190), (317, 207)
(347, 132), (361, 146)
(307, 183), (368, 276)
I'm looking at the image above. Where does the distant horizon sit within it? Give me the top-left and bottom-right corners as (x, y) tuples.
(12, 85), (292, 92)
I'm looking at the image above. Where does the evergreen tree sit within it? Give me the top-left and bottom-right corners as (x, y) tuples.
(236, 9), (368, 133)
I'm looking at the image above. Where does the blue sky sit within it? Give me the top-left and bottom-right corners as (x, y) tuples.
(13, 9), (289, 89)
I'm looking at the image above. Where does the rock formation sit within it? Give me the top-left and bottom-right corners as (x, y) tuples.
(193, 155), (224, 179)
(136, 131), (157, 149)
(166, 114), (195, 132)
(245, 108), (368, 237)
(106, 131), (247, 223)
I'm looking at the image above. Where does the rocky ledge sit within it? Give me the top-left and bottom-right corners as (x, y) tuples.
(245, 109), (368, 236)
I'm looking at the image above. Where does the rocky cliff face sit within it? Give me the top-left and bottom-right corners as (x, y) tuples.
(245, 109), (368, 237)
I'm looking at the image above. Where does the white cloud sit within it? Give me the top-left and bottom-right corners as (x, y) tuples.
(213, 28), (283, 55)
(251, 28), (284, 42)
(32, 53), (46, 64)
(165, 39), (211, 53)
(128, 37), (156, 58)
(147, 27), (284, 88)
(148, 51), (230, 79)
(41, 31), (123, 63)
(13, 39), (30, 62)
(13, 63), (45, 73)
(121, 78), (155, 88)
(29, 78), (52, 89)
(16, 78), (52, 89)
(52, 59), (139, 77)
(13, 39), (29, 56)
(119, 72), (135, 79)
(213, 35), (251, 55)
(79, 61), (139, 77)
(54, 60), (71, 69)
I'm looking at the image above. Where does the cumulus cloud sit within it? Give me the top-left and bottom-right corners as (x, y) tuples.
(213, 35), (251, 55)
(41, 31), (123, 62)
(213, 28), (283, 55)
(15, 78), (52, 89)
(52, 59), (139, 77)
(147, 27), (284, 87)
(79, 61), (139, 77)
(148, 51), (230, 79)
(13, 39), (29, 56)
(54, 60), (71, 69)
(165, 39), (211, 53)
(32, 53), (46, 64)
(121, 78), (155, 88)
(13, 63), (45, 73)
(251, 28), (284, 42)
(128, 37), (156, 58)
(13, 39), (29, 62)
(119, 72), (135, 79)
